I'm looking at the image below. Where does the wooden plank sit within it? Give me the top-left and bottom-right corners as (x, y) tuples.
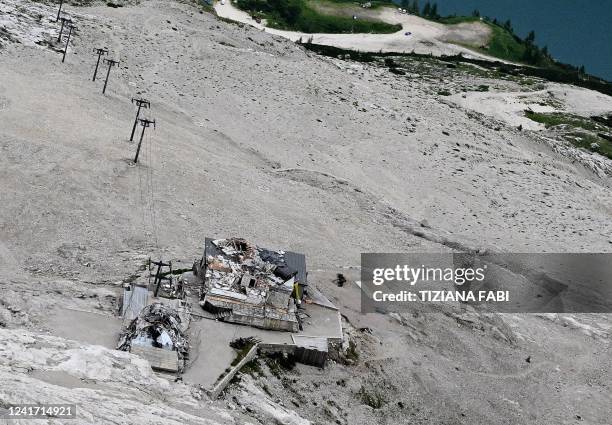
(130, 345), (179, 373)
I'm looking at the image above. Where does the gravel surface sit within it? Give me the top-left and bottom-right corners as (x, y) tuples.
(0, 1), (610, 424)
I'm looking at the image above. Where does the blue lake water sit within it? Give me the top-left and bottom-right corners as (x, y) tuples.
(408, 0), (611, 81)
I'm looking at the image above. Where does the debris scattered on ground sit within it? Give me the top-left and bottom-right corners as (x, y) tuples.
(196, 238), (308, 332)
(117, 302), (189, 372)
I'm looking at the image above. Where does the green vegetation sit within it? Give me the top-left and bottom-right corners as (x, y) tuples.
(234, 0), (594, 78)
(480, 23), (558, 68)
(569, 132), (612, 159)
(298, 42), (612, 97)
(383, 57), (406, 75)
(485, 23), (526, 63)
(229, 336), (259, 366)
(264, 352), (297, 378)
(524, 111), (599, 131)
(199, 0), (218, 14)
(404, 2), (568, 69)
(239, 358), (263, 376)
(345, 340), (359, 361)
(313, 0), (395, 10)
(525, 111), (612, 159)
(436, 15), (479, 25)
(357, 385), (385, 409)
(234, 0), (401, 33)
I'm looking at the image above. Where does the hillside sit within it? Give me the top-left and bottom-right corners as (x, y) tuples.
(215, 0), (501, 60)
(0, 0), (611, 424)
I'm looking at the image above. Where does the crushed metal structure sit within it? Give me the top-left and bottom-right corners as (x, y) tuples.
(195, 238), (308, 332)
(117, 302), (190, 373)
(115, 239), (339, 387)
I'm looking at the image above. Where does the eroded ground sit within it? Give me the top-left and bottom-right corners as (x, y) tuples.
(0, 1), (611, 424)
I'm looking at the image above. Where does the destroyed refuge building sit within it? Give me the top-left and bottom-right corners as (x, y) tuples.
(195, 238), (307, 332)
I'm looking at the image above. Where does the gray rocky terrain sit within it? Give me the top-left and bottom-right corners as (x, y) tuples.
(0, 0), (610, 424)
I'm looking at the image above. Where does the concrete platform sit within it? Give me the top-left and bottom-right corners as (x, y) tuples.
(46, 307), (122, 350)
(299, 304), (343, 342)
(184, 300), (342, 388)
(183, 317), (293, 388)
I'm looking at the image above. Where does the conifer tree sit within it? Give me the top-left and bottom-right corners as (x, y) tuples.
(430, 3), (438, 19)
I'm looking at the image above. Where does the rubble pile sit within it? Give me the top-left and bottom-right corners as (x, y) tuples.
(157, 274), (184, 299)
(203, 238), (296, 300)
(117, 302), (189, 361)
(196, 238), (306, 332)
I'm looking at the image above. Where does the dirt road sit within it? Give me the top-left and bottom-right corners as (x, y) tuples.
(214, 1), (499, 60)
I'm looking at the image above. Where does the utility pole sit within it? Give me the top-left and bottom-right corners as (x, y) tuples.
(102, 58), (120, 94)
(56, 0), (64, 22)
(57, 16), (71, 42)
(61, 24), (76, 63)
(134, 118), (155, 164)
(130, 98), (150, 141)
(92, 48), (108, 81)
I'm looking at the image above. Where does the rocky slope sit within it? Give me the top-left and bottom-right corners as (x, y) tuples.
(0, 0), (610, 424)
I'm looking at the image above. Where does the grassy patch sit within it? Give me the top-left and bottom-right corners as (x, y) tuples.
(421, 14), (556, 68)
(592, 115), (612, 128)
(567, 132), (612, 159)
(357, 385), (385, 409)
(198, 0), (214, 12)
(229, 336), (259, 366)
(309, 0), (395, 11)
(484, 23), (525, 63)
(235, 0), (401, 33)
(436, 15), (480, 25)
(524, 111), (600, 131)
(264, 352), (297, 378)
(345, 340), (359, 361)
(239, 358), (263, 376)
(525, 111), (612, 159)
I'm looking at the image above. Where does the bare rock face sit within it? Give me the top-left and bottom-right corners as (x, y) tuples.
(0, 0), (58, 47)
(0, 0), (610, 424)
(233, 375), (311, 425)
(0, 329), (235, 424)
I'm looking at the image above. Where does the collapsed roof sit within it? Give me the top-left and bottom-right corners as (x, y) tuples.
(197, 238), (308, 332)
(201, 238), (307, 285)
